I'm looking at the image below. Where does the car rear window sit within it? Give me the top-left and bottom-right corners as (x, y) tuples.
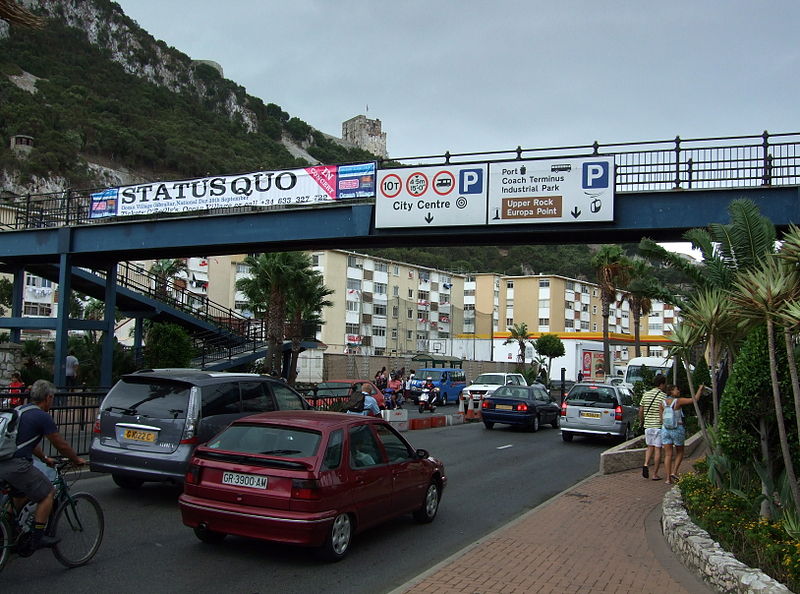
(492, 386), (529, 400)
(566, 386), (618, 406)
(475, 374), (506, 385)
(206, 424), (322, 458)
(103, 378), (191, 419)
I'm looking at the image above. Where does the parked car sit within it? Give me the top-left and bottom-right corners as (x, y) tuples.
(179, 410), (446, 561)
(408, 368), (467, 404)
(90, 369), (311, 488)
(549, 379), (576, 402)
(313, 379), (385, 408)
(461, 372), (527, 407)
(559, 382), (637, 443)
(480, 384), (560, 431)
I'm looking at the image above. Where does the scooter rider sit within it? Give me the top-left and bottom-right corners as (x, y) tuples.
(422, 377), (437, 406)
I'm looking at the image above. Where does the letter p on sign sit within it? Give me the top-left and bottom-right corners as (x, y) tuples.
(459, 168), (484, 194)
(582, 162), (609, 189)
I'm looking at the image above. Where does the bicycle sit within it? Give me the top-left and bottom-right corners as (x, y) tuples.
(0, 457), (104, 570)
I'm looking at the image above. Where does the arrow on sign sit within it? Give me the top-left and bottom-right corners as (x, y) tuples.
(425, 212), (434, 224)
(571, 207), (581, 219)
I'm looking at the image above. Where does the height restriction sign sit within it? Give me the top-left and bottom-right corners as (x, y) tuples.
(375, 164), (488, 228)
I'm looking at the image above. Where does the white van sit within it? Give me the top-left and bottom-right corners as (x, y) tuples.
(622, 356), (675, 387)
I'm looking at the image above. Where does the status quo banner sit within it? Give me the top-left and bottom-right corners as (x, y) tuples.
(90, 162), (376, 219)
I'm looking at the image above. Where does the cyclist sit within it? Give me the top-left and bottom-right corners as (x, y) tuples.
(0, 379), (85, 553)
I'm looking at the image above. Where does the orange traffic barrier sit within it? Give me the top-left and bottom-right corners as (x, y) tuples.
(409, 417), (432, 430)
(430, 416), (446, 428)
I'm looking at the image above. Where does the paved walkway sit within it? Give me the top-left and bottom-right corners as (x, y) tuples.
(393, 458), (712, 594)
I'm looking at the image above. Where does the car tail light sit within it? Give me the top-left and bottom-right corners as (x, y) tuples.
(614, 405), (623, 421)
(291, 479), (321, 500)
(514, 403), (528, 412)
(560, 401), (567, 417)
(93, 412), (101, 434)
(481, 400), (492, 409)
(185, 463), (201, 485)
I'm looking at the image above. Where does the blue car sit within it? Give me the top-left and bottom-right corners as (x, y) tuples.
(480, 384), (560, 432)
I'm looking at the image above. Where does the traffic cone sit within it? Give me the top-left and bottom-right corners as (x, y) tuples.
(465, 400), (476, 421)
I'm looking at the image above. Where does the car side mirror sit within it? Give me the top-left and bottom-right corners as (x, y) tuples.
(415, 448), (429, 460)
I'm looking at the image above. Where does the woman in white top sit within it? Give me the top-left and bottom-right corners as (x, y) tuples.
(660, 384), (705, 484)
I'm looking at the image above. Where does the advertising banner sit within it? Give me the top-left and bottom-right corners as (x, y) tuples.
(375, 164), (488, 228)
(89, 162), (376, 219)
(488, 157), (615, 225)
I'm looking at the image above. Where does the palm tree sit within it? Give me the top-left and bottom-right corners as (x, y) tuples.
(235, 252), (311, 376)
(666, 322), (711, 449)
(285, 268), (334, 386)
(591, 245), (631, 375)
(503, 322), (532, 370)
(0, 0), (45, 28)
(730, 256), (800, 512)
(149, 258), (188, 300)
(618, 258), (672, 358)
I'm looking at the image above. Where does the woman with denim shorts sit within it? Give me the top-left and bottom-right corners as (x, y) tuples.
(660, 384), (705, 484)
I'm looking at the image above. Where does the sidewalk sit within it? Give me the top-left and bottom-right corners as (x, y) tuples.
(394, 458), (712, 594)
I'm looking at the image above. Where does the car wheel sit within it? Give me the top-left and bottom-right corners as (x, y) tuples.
(561, 431), (574, 442)
(112, 474), (144, 490)
(530, 414), (540, 432)
(317, 513), (352, 562)
(419, 405), (425, 414)
(622, 424), (634, 442)
(551, 415), (560, 429)
(413, 482), (440, 524)
(483, 421), (494, 430)
(193, 526), (226, 544)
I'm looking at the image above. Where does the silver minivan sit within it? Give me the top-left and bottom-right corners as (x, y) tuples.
(559, 382), (637, 443)
(90, 369), (311, 488)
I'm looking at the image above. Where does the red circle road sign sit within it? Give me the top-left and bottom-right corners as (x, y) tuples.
(380, 173), (402, 198)
(432, 170), (456, 196)
(405, 172), (428, 197)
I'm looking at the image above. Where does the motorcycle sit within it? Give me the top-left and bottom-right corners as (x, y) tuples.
(382, 387), (398, 410)
(418, 386), (439, 413)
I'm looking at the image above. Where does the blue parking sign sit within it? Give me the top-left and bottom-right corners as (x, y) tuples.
(582, 162), (609, 189)
(459, 168), (484, 194)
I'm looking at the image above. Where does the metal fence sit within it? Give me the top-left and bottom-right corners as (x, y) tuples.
(1, 131), (798, 231)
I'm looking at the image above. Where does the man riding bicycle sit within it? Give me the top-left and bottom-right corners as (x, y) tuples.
(0, 379), (85, 553)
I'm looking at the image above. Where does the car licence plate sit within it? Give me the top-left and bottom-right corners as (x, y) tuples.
(222, 472), (268, 489)
(496, 404), (513, 410)
(123, 429), (156, 442)
(580, 411), (602, 419)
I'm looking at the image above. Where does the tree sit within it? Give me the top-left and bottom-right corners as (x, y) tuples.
(619, 258), (671, 358)
(143, 323), (193, 368)
(591, 245), (631, 375)
(149, 258), (187, 300)
(503, 323), (532, 370)
(532, 333), (565, 386)
(285, 267), (333, 386)
(235, 252), (312, 376)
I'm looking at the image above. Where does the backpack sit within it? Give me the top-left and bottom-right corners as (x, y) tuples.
(662, 398), (679, 430)
(346, 392), (366, 414)
(0, 404), (38, 460)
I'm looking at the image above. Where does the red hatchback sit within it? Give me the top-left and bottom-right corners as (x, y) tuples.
(178, 410), (446, 561)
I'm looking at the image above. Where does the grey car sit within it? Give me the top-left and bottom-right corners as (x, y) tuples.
(559, 382), (637, 443)
(89, 369), (311, 488)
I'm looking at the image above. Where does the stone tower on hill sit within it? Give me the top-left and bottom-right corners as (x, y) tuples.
(342, 115), (388, 158)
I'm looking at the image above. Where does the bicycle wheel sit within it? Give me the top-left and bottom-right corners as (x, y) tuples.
(51, 492), (104, 568)
(0, 516), (12, 571)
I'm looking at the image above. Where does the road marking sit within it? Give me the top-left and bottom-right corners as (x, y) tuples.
(497, 444), (513, 450)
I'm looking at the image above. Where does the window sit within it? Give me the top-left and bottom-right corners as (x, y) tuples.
(592, 305), (598, 314)
(538, 318), (549, 326)
(539, 299), (549, 309)
(464, 304), (475, 311)
(407, 330), (413, 339)
(311, 254), (320, 266)
(374, 282), (387, 295)
(464, 289), (475, 296)
(392, 305), (399, 318)
(375, 425), (412, 462)
(582, 304), (589, 312)
(506, 281), (514, 288)
(373, 325), (386, 337)
(407, 309), (414, 319)
(376, 262), (388, 272)
(240, 382), (276, 413)
(236, 263), (251, 274)
(392, 285), (399, 297)
(408, 289), (414, 298)
(23, 303), (52, 316)
(418, 290), (429, 301)
(417, 332), (427, 340)
(565, 301), (573, 311)
(506, 318), (514, 326)
(347, 255), (362, 269)
(272, 383), (307, 410)
(566, 281), (575, 291)
(392, 265), (399, 276)
(346, 323), (360, 334)
(349, 425), (382, 468)
(347, 279), (361, 291)
(391, 328), (397, 339)
(322, 430), (343, 470)
(592, 289), (598, 297)
(539, 279), (550, 288)
(346, 301), (359, 312)
(581, 321), (590, 330)
(564, 319), (574, 328)
(374, 304), (387, 316)
(201, 383), (241, 415)
(417, 311), (427, 321)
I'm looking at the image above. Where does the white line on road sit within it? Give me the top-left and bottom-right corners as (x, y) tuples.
(497, 444), (513, 450)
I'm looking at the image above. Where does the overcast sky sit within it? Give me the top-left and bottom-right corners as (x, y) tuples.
(115, 0), (799, 160)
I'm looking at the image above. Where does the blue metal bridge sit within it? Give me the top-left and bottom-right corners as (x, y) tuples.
(1, 131), (798, 386)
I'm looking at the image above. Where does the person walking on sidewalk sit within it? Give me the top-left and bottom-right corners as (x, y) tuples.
(639, 374), (668, 480)
(661, 383), (705, 484)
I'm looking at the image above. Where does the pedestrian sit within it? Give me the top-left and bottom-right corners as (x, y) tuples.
(64, 350), (79, 391)
(405, 369), (415, 402)
(661, 384), (705, 484)
(639, 374), (668, 480)
(387, 373), (403, 408)
(577, 371), (584, 382)
(374, 367), (387, 391)
(7, 371), (26, 407)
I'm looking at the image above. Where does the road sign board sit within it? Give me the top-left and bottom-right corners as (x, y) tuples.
(487, 157), (615, 225)
(376, 164), (488, 228)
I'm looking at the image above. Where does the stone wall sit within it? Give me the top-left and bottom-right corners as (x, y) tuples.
(0, 342), (23, 384)
(662, 487), (791, 593)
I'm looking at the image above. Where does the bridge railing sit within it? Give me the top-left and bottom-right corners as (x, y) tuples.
(1, 130), (798, 231)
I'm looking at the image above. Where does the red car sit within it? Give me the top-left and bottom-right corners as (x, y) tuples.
(179, 410), (446, 561)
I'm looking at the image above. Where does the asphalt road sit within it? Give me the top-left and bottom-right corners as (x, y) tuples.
(1, 422), (607, 594)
